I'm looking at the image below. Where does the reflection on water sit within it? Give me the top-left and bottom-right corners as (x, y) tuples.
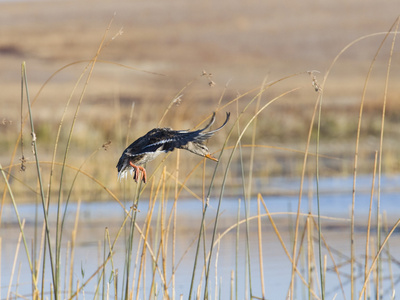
(1, 175), (400, 299)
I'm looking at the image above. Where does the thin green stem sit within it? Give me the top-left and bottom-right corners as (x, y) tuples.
(315, 90), (324, 300)
(203, 87), (300, 299)
(22, 62), (57, 300)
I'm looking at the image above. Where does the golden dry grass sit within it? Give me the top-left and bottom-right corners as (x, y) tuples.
(2, 4), (400, 299)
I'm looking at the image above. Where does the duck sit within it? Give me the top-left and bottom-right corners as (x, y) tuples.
(116, 112), (230, 183)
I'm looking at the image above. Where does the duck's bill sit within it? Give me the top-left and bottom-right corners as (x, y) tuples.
(205, 153), (218, 162)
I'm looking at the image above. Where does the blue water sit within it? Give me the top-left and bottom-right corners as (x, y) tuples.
(1, 174), (400, 299)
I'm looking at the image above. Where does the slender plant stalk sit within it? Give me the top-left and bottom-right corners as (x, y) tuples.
(205, 87), (301, 293)
(288, 80), (321, 300)
(364, 151), (378, 300)
(256, 196), (265, 299)
(102, 229), (108, 300)
(124, 181), (142, 300)
(235, 104), (253, 299)
(307, 217), (313, 300)
(382, 212), (395, 299)
(315, 77), (325, 299)
(201, 87), (301, 299)
(258, 195), (320, 299)
(375, 18), (399, 300)
(132, 229), (144, 300)
(55, 18), (115, 297)
(68, 199), (81, 298)
(0, 161), (37, 287)
(202, 202), (346, 298)
(22, 62), (57, 298)
(308, 217), (317, 297)
(104, 230), (117, 300)
(7, 219), (24, 300)
(287, 211), (312, 299)
(135, 174), (163, 300)
(172, 150), (180, 300)
(59, 145), (105, 255)
(235, 199), (241, 300)
(310, 217), (346, 300)
(359, 218), (400, 300)
(185, 77), (303, 299)
(0, 59), (163, 226)
(71, 205), (141, 299)
(214, 236), (221, 300)
(288, 28), (399, 300)
(160, 168), (169, 298)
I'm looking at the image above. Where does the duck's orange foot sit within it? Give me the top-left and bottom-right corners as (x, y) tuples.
(129, 162), (147, 184)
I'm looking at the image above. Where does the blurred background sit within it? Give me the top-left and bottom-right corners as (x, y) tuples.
(1, 0), (400, 201)
(2, 1), (400, 299)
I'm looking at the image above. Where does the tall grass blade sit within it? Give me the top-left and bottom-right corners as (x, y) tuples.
(124, 181), (142, 300)
(203, 86), (301, 299)
(21, 62), (56, 298)
(375, 17), (399, 300)
(309, 217), (347, 300)
(68, 199), (81, 298)
(364, 151), (378, 300)
(259, 196), (320, 299)
(315, 75), (325, 300)
(188, 74), (302, 299)
(0, 162), (38, 290)
(235, 106), (253, 299)
(256, 195), (265, 299)
(382, 212), (395, 299)
(7, 219), (24, 300)
(288, 79), (321, 300)
(55, 18), (115, 297)
(236, 199), (240, 300)
(307, 216), (313, 300)
(359, 218), (400, 300)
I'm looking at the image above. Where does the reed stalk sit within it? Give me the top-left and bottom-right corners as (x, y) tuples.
(256, 195), (265, 299)
(235, 105), (253, 299)
(364, 151), (378, 300)
(203, 86), (301, 299)
(7, 219), (24, 300)
(3, 21), (400, 299)
(376, 17), (399, 300)
(22, 62), (56, 297)
(55, 19), (113, 298)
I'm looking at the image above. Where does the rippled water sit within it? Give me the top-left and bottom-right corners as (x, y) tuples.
(2, 175), (400, 299)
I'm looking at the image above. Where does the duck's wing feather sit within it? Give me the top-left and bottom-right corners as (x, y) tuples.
(141, 129), (199, 153)
(122, 112), (230, 157)
(141, 112), (230, 152)
(122, 129), (170, 157)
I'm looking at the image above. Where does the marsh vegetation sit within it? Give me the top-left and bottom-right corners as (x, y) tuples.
(1, 2), (400, 299)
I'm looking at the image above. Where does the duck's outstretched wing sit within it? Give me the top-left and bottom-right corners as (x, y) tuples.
(117, 112), (230, 175)
(141, 112), (230, 153)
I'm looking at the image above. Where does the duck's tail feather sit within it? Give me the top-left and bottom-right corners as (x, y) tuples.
(205, 112), (230, 134)
(193, 112), (230, 141)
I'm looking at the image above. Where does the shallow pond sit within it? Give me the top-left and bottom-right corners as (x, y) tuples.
(2, 174), (400, 299)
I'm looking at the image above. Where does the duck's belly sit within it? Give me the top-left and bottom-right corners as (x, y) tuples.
(135, 150), (164, 165)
